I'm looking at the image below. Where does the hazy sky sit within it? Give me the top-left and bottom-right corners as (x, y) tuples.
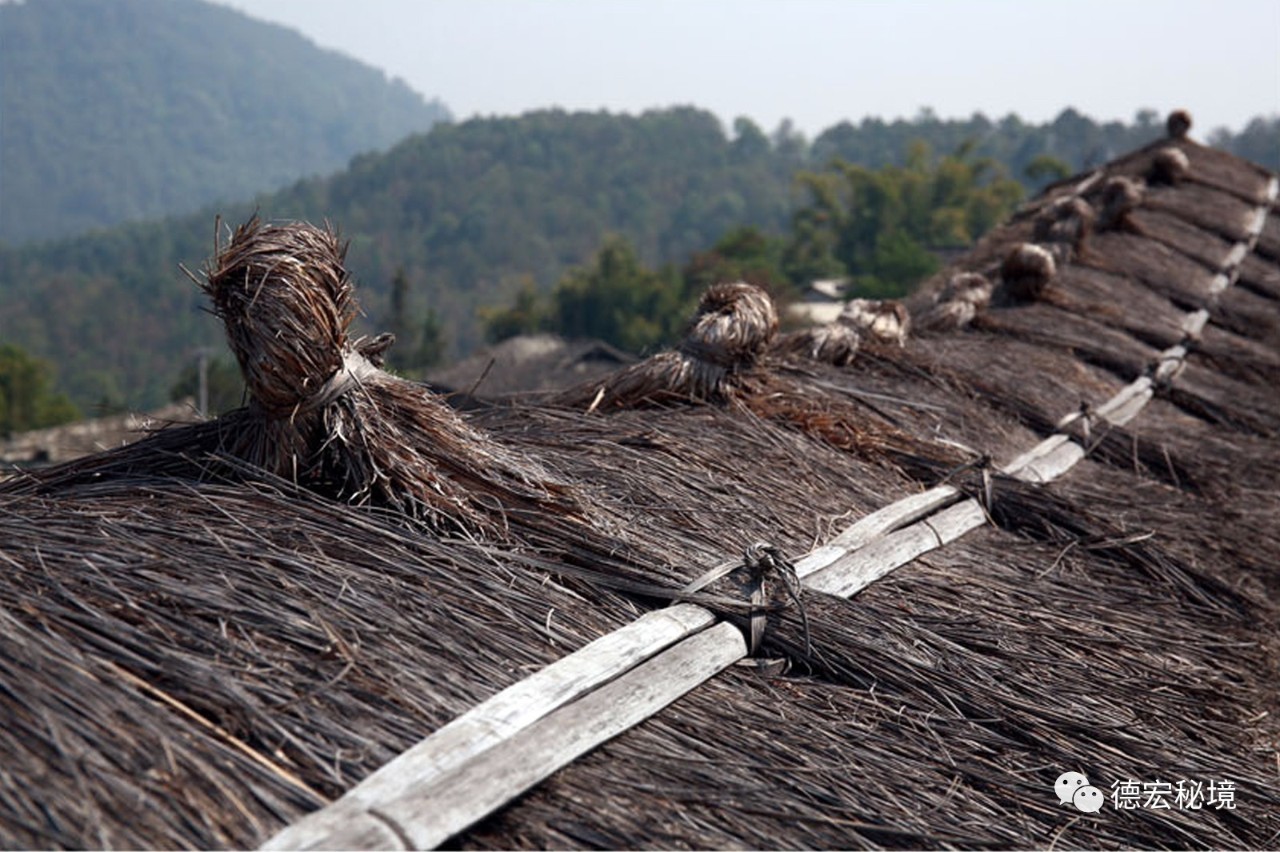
(221, 0), (1278, 138)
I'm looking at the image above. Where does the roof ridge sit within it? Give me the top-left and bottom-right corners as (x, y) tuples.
(261, 166), (1279, 851)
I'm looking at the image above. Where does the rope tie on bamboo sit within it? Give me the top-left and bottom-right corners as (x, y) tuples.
(680, 541), (811, 658)
(1076, 400), (1095, 442)
(938, 453), (995, 513)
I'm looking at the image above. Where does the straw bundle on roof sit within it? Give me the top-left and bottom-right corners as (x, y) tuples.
(998, 242), (1057, 302)
(1166, 108), (1193, 139)
(774, 320), (862, 365)
(564, 281), (777, 409)
(1150, 145), (1192, 185)
(1096, 175), (1147, 232)
(916, 271), (994, 332)
(774, 297), (911, 365)
(200, 217), (580, 532)
(838, 298), (911, 346)
(1032, 195), (1095, 258)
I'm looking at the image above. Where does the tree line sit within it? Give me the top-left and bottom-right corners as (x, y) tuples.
(1, 106), (1274, 415)
(480, 140), (1028, 351)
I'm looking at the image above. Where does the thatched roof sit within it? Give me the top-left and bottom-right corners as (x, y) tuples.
(425, 334), (635, 398)
(2, 120), (1279, 850)
(0, 399), (198, 467)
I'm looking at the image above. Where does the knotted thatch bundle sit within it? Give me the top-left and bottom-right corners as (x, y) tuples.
(999, 242), (1057, 302)
(917, 272), (993, 332)
(837, 298), (911, 346)
(680, 280), (779, 365)
(1150, 145), (1192, 185)
(201, 217), (578, 531)
(940, 271), (994, 307)
(1032, 195), (1095, 257)
(1166, 108), (1193, 139)
(1097, 175), (1146, 231)
(774, 320), (862, 366)
(569, 281), (778, 408)
(774, 295), (908, 365)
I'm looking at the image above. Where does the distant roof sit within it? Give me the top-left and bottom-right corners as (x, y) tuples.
(808, 277), (850, 300)
(1, 123), (1278, 849)
(425, 333), (635, 398)
(0, 398), (199, 467)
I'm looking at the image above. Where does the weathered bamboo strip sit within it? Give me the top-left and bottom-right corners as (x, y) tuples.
(265, 622), (748, 850)
(1246, 203), (1269, 236)
(1208, 271), (1234, 296)
(805, 499), (987, 597)
(794, 484), (960, 577)
(1222, 242), (1249, 269)
(1007, 440), (1087, 484)
(1181, 309), (1210, 339)
(1002, 433), (1072, 475)
(262, 603), (717, 848)
(1094, 376), (1154, 427)
(1049, 375), (1153, 434)
(1154, 345), (1188, 385)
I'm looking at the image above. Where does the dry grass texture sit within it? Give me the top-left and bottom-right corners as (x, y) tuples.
(1, 134), (1278, 851)
(201, 217), (579, 532)
(562, 281), (778, 408)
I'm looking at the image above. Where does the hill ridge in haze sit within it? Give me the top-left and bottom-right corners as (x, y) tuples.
(1, 104), (1276, 411)
(0, 0), (451, 244)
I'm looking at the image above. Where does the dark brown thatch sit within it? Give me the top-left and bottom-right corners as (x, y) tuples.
(915, 271), (994, 332)
(1150, 145), (1192, 185)
(196, 217), (581, 533)
(1166, 108), (1193, 139)
(998, 242), (1058, 302)
(2, 134), (1279, 851)
(558, 281), (777, 409)
(1096, 175), (1146, 232)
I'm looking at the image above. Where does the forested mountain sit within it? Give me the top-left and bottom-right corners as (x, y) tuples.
(1, 105), (1274, 413)
(0, 107), (800, 409)
(0, 0), (450, 244)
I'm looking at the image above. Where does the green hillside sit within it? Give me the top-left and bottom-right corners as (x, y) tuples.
(0, 0), (450, 244)
(1, 105), (1274, 413)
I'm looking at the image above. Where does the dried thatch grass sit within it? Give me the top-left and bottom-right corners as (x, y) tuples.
(1145, 181), (1258, 244)
(1167, 108), (1193, 139)
(554, 282), (961, 478)
(198, 217), (580, 533)
(998, 242), (1058, 303)
(463, 512), (1280, 850)
(560, 281), (777, 409)
(1, 138), (1278, 851)
(916, 272), (994, 332)
(775, 320), (862, 365)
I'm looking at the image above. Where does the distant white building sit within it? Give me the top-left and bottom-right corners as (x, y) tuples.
(787, 278), (850, 325)
(809, 278), (850, 301)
